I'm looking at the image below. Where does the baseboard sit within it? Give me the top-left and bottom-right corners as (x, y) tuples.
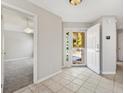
(5, 57), (32, 62)
(102, 71), (116, 74)
(36, 70), (62, 84)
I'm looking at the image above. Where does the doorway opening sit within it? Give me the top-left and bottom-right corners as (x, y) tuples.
(2, 4), (37, 93)
(63, 29), (86, 67)
(63, 24), (100, 73)
(72, 32), (85, 65)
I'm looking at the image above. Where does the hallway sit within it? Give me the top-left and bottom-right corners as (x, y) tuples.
(14, 63), (123, 93)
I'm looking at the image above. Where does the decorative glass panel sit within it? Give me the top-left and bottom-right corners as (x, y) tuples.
(66, 32), (69, 61)
(73, 32), (85, 48)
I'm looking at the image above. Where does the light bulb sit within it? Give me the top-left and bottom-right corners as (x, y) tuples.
(24, 27), (33, 33)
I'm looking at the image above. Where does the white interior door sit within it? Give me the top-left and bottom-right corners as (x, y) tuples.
(87, 24), (100, 74)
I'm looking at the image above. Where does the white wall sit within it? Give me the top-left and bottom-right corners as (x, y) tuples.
(101, 17), (117, 74)
(63, 22), (92, 29)
(4, 31), (33, 61)
(2, 0), (62, 81)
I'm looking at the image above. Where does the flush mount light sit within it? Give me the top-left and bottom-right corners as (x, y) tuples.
(24, 18), (33, 34)
(69, 0), (82, 6)
(24, 27), (33, 33)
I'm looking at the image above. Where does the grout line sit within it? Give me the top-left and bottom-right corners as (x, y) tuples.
(14, 66), (122, 93)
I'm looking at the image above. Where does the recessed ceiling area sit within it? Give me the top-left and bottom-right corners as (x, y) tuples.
(28, 0), (123, 29)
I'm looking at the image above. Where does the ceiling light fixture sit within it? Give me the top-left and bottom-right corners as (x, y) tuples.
(24, 18), (33, 34)
(24, 27), (33, 34)
(69, 0), (82, 6)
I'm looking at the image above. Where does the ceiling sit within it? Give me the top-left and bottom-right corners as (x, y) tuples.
(28, 0), (123, 29)
(2, 7), (34, 32)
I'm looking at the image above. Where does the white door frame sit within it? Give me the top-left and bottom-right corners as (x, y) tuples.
(1, 2), (38, 90)
(63, 28), (87, 67)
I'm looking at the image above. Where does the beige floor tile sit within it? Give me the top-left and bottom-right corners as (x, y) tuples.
(82, 82), (97, 92)
(89, 74), (102, 80)
(95, 87), (113, 93)
(20, 89), (32, 93)
(13, 86), (31, 93)
(63, 70), (72, 75)
(77, 87), (94, 93)
(114, 82), (123, 89)
(86, 78), (100, 85)
(28, 83), (38, 93)
(42, 79), (55, 86)
(100, 79), (113, 86)
(69, 73), (81, 77)
(113, 86), (123, 93)
(51, 75), (62, 82)
(115, 78), (123, 84)
(56, 72), (66, 77)
(14, 87), (32, 93)
(65, 82), (80, 92)
(58, 78), (71, 86)
(47, 82), (64, 92)
(61, 74), (75, 81)
(98, 81), (113, 90)
(28, 83), (54, 93)
(37, 85), (53, 93)
(80, 72), (91, 77)
(98, 84), (113, 91)
(76, 74), (89, 80)
(84, 69), (93, 73)
(72, 78), (85, 86)
(57, 87), (74, 93)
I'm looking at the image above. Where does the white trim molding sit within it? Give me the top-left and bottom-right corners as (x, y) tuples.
(36, 70), (62, 84)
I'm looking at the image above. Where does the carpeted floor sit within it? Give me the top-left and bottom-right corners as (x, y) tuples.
(4, 58), (33, 93)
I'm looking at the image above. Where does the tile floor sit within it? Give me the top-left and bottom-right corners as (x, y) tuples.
(14, 62), (123, 93)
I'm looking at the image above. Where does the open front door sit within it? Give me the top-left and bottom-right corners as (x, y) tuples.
(87, 24), (100, 74)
